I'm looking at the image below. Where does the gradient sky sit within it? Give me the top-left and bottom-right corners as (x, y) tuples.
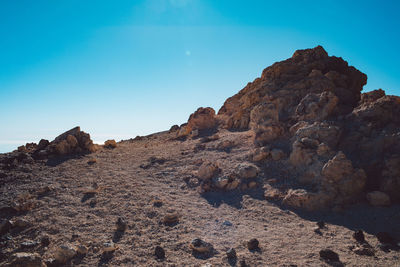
(1, 0), (400, 152)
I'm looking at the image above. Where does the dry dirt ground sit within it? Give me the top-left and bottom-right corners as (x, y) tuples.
(1, 129), (400, 266)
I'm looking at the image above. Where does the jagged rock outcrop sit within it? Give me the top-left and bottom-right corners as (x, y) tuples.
(218, 45), (367, 131)
(177, 107), (218, 138)
(42, 127), (97, 156)
(183, 45), (400, 210)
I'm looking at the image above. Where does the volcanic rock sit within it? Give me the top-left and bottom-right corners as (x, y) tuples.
(154, 245), (165, 259)
(190, 238), (213, 254)
(247, 238), (259, 250)
(182, 107), (217, 137)
(43, 127), (96, 156)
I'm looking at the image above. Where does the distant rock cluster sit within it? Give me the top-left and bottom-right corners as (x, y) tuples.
(176, 46), (400, 210)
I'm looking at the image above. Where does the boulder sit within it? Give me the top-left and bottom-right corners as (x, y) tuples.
(185, 107), (217, 136)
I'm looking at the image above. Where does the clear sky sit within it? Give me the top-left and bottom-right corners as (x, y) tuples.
(1, 0), (399, 153)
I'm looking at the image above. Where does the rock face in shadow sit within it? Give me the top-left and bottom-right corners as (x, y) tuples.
(186, 45), (400, 210)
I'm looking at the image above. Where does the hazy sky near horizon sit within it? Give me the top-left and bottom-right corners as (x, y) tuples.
(1, 0), (400, 152)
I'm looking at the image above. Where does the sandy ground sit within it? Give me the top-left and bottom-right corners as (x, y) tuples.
(1, 129), (400, 266)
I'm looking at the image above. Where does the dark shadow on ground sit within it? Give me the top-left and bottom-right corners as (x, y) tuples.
(275, 202), (400, 241)
(112, 230), (124, 243)
(201, 187), (265, 209)
(46, 154), (87, 167)
(98, 252), (115, 266)
(81, 192), (96, 203)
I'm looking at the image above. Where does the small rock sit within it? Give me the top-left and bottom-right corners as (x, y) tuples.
(116, 217), (128, 232)
(226, 248), (236, 259)
(319, 249), (339, 262)
(222, 220), (233, 227)
(163, 213), (179, 225)
(21, 240), (39, 249)
(236, 163), (259, 179)
(154, 245), (165, 259)
(152, 199), (163, 207)
(353, 230), (365, 243)
(10, 252), (46, 267)
(376, 232), (395, 244)
(190, 238), (213, 253)
(104, 139), (117, 149)
(54, 244), (77, 264)
(366, 191), (391, 206)
(87, 158), (97, 165)
(102, 241), (117, 252)
(247, 238), (259, 250)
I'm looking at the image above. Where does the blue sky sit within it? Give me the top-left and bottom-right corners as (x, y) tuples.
(1, 0), (399, 152)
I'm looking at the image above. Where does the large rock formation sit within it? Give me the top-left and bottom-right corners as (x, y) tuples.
(187, 45), (400, 210)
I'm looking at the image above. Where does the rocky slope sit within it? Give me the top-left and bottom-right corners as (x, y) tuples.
(1, 46), (400, 266)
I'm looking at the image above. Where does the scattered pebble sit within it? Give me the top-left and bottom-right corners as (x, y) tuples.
(247, 238), (259, 250)
(162, 213), (179, 225)
(77, 244), (88, 255)
(222, 220), (233, 226)
(226, 248), (236, 259)
(154, 245), (165, 259)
